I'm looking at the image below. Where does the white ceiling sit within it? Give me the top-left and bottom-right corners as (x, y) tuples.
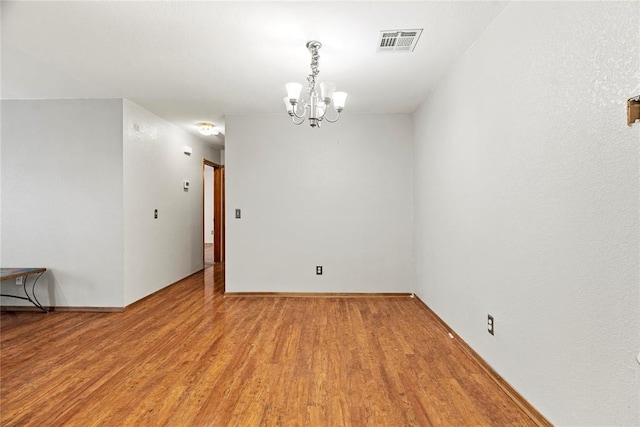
(1, 1), (508, 148)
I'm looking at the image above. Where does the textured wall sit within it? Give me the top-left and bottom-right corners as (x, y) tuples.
(225, 113), (413, 293)
(1, 99), (125, 307)
(122, 100), (220, 306)
(412, 2), (639, 424)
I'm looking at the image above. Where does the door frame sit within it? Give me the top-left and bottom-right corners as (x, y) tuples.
(202, 158), (225, 267)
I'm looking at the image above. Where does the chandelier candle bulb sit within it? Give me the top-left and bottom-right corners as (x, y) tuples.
(285, 82), (303, 103)
(283, 97), (294, 114)
(284, 40), (347, 127)
(333, 92), (348, 112)
(319, 82), (336, 103)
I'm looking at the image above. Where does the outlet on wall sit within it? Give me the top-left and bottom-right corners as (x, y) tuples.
(487, 314), (494, 335)
(316, 266), (323, 275)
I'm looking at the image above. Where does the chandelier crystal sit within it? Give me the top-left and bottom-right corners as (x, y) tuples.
(283, 41), (347, 128)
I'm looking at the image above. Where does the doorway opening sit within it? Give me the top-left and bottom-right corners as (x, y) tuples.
(202, 159), (225, 287)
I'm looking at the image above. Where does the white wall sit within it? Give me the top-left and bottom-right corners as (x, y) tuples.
(1, 99), (125, 307)
(412, 2), (639, 425)
(122, 100), (220, 305)
(225, 113), (413, 293)
(204, 165), (214, 244)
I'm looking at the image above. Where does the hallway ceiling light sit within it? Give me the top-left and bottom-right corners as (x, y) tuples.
(283, 41), (347, 128)
(197, 122), (219, 136)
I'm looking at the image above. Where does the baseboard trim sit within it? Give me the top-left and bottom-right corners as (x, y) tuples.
(412, 295), (552, 427)
(53, 306), (125, 313)
(224, 292), (412, 298)
(0, 305), (125, 313)
(1, 305), (51, 313)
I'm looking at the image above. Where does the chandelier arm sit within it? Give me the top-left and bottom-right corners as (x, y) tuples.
(314, 101), (329, 120)
(291, 115), (306, 126)
(323, 109), (341, 123)
(291, 102), (308, 119)
(291, 109), (306, 119)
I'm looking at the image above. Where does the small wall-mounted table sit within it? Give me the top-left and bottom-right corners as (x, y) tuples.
(1, 268), (48, 312)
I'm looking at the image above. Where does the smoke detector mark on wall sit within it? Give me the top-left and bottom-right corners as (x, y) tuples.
(377, 29), (423, 53)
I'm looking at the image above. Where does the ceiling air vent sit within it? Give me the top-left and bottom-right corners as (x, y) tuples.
(377, 29), (423, 53)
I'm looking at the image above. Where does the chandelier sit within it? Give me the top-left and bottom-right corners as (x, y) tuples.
(283, 41), (347, 128)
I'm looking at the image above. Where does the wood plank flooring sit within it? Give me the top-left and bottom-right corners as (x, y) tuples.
(1, 264), (539, 426)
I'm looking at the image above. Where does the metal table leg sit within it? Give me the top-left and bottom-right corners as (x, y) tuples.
(1, 271), (48, 313)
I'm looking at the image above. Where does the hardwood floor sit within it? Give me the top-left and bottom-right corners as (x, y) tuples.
(1, 264), (540, 426)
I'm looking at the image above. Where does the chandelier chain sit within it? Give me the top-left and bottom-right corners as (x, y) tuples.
(307, 45), (320, 94)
